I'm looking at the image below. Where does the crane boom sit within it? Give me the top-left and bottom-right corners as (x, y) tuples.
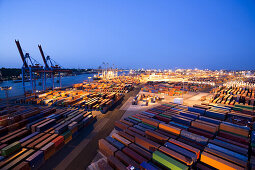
(15, 40), (28, 68)
(38, 45), (49, 68)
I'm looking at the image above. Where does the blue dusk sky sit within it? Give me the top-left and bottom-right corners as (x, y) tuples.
(0, 0), (255, 70)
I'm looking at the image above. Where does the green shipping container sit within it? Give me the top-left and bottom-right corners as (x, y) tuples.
(233, 107), (243, 111)
(1, 141), (21, 156)
(235, 104), (254, 111)
(61, 130), (72, 140)
(159, 114), (172, 119)
(129, 116), (142, 123)
(152, 150), (188, 170)
(141, 122), (156, 128)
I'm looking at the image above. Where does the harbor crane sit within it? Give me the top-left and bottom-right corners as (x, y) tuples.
(15, 40), (43, 95)
(38, 44), (71, 90)
(15, 40), (72, 96)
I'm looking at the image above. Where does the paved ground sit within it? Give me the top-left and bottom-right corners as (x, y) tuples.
(183, 92), (212, 106)
(39, 86), (141, 170)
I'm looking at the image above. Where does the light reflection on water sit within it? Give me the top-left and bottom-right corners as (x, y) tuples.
(0, 73), (94, 99)
(0, 71), (129, 99)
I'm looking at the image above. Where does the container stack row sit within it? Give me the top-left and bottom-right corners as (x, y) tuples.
(75, 75), (139, 93)
(0, 105), (56, 135)
(96, 102), (254, 169)
(16, 92), (124, 113)
(211, 86), (255, 106)
(141, 81), (212, 96)
(141, 83), (186, 96)
(0, 106), (95, 170)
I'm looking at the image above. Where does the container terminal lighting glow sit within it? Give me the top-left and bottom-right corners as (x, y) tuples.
(1, 0), (255, 168)
(2, 69), (250, 169)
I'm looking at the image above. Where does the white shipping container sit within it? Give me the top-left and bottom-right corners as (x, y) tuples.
(174, 98), (183, 104)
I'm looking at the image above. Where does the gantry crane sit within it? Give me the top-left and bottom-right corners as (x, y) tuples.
(15, 40), (43, 95)
(16, 40), (72, 95)
(38, 44), (71, 90)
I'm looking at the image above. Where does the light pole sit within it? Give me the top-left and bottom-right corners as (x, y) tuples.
(182, 79), (184, 99)
(1, 86), (12, 106)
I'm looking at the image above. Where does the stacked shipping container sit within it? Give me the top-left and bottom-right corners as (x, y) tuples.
(17, 92), (124, 114)
(0, 105), (95, 170)
(211, 86), (255, 106)
(97, 102), (254, 169)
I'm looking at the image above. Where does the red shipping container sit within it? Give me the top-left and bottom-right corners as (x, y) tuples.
(52, 136), (64, 151)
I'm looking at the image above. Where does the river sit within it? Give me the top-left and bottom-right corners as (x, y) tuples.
(0, 71), (129, 99)
(0, 73), (95, 99)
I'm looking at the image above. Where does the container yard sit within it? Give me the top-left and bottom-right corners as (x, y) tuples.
(141, 81), (213, 97)
(1, 0), (254, 169)
(17, 90), (125, 113)
(15, 76), (139, 114)
(0, 74), (141, 169)
(0, 68), (255, 170)
(74, 75), (140, 93)
(0, 104), (96, 170)
(211, 85), (255, 106)
(1, 69), (255, 169)
(93, 101), (255, 169)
